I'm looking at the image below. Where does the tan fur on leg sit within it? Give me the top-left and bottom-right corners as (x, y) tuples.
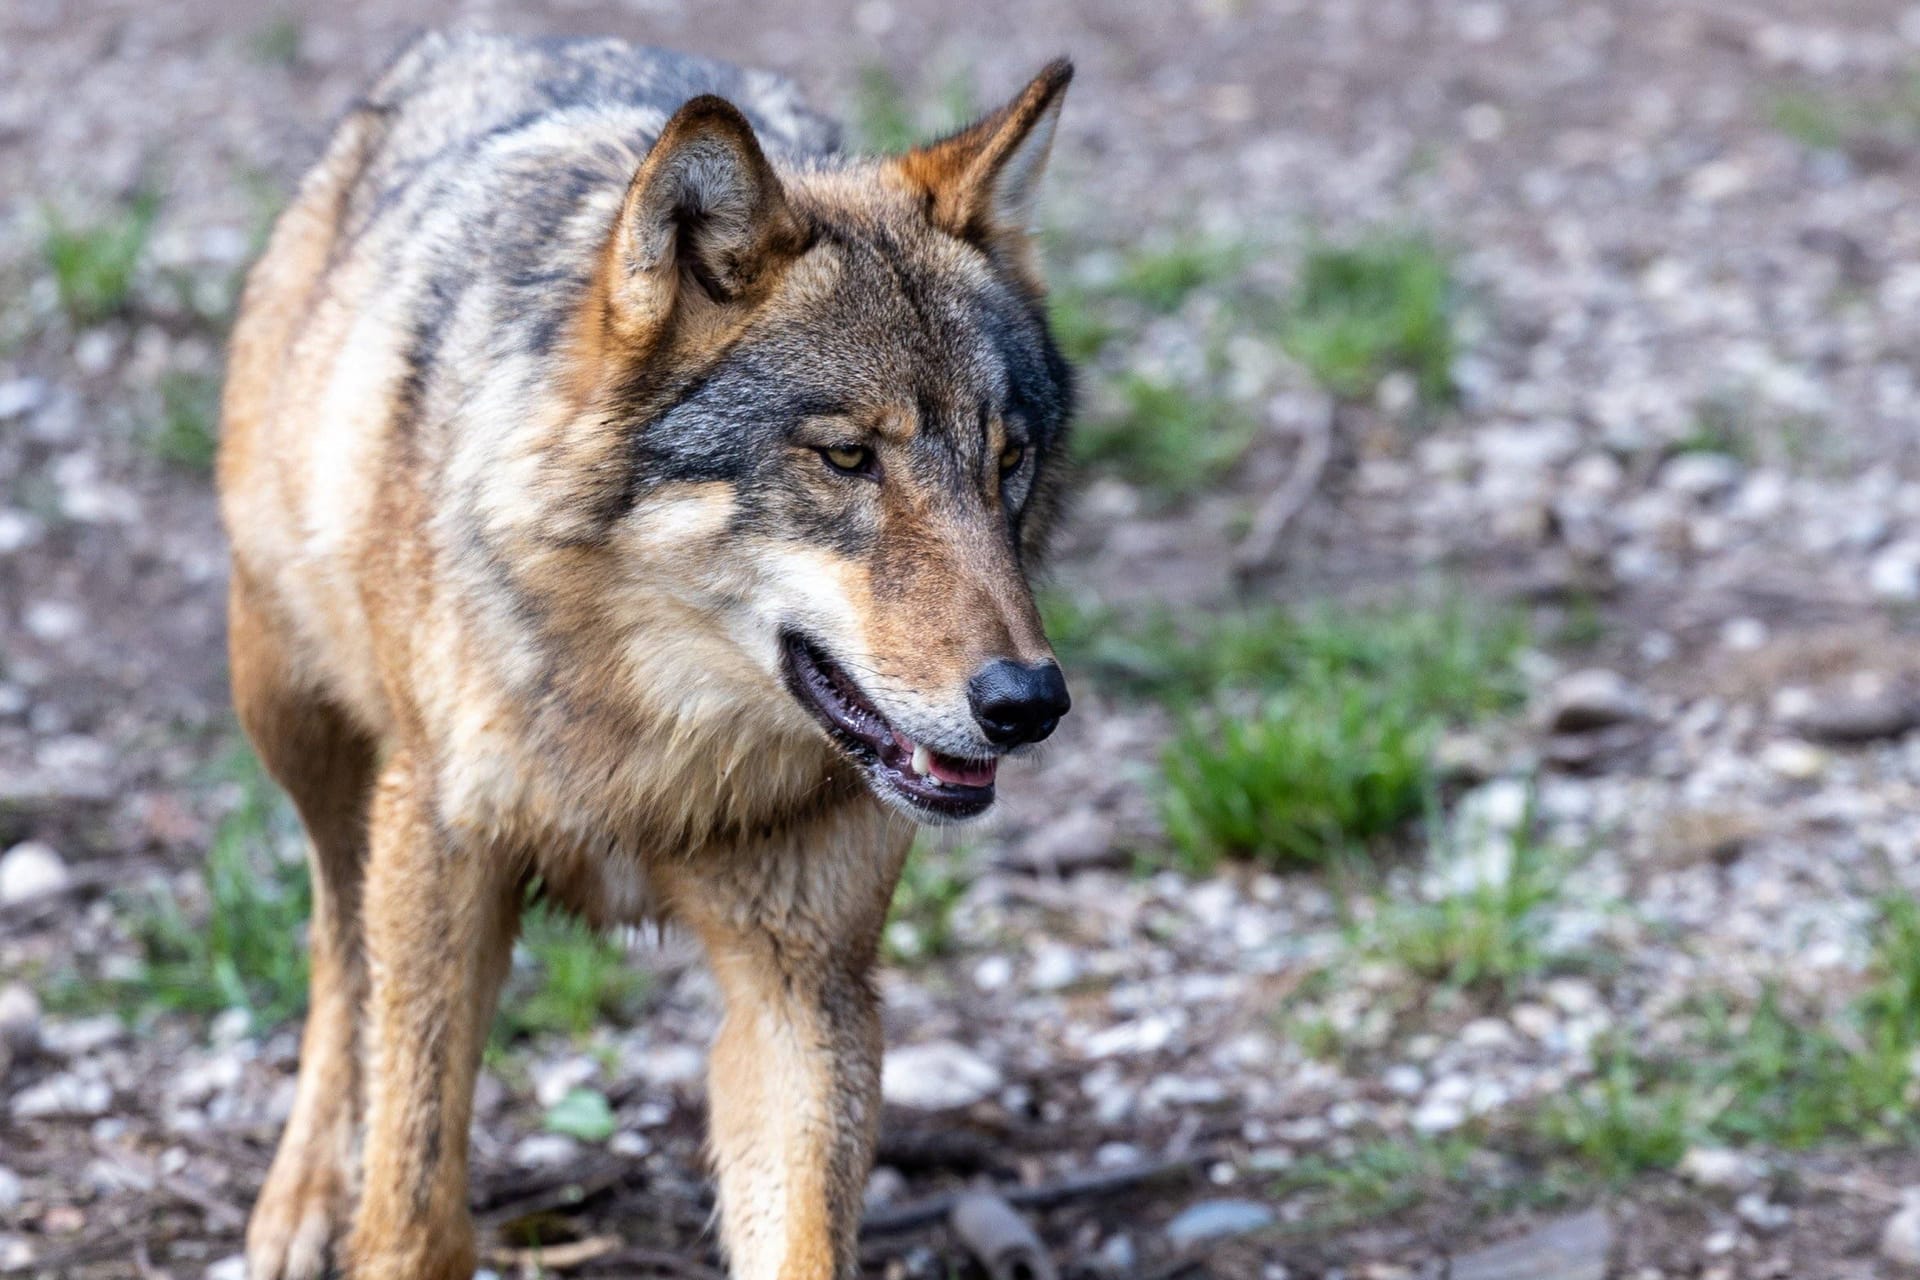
(232, 575), (377, 1280)
(665, 813), (910, 1280)
(346, 753), (522, 1280)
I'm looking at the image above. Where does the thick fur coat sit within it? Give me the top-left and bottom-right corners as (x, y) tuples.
(219, 31), (1074, 1280)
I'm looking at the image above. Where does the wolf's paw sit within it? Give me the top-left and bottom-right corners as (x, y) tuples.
(246, 1158), (349, 1280)
(342, 1229), (477, 1280)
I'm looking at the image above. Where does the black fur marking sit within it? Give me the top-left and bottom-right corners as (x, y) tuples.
(390, 271), (465, 449)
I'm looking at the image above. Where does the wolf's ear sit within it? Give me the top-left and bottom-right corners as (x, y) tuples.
(894, 59), (1072, 245)
(607, 95), (807, 334)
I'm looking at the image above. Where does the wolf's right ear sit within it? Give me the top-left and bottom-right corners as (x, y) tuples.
(894, 59), (1072, 248)
(605, 96), (807, 337)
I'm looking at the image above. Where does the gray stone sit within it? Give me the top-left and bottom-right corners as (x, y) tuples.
(511, 1133), (581, 1167)
(1546, 669), (1648, 734)
(1678, 1146), (1762, 1191)
(204, 1256), (247, 1280)
(863, 1165), (908, 1209)
(1028, 943), (1082, 992)
(0, 983), (41, 1052)
(0, 511), (40, 557)
(1452, 1209), (1610, 1280)
(39, 1015), (122, 1059)
(1761, 739), (1827, 781)
(1096, 1233), (1136, 1272)
(0, 379), (48, 422)
(881, 1041), (1002, 1111)
(1004, 807), (1122, 874)
(1163, 1199), (1276, 1248)
(1883, 1191), (1920, 1268)
(1782, 687), (1920, 745)
(0, 842), (69, 905)
(1659, 451), (1743, 499)
(11, 1071), (112, 1119)
(530, 1053), (598, 1109)
(1871, 544), (1920, 602)
(1737, 1191), (1790, 1232)
(169, 1052), (244, 1106)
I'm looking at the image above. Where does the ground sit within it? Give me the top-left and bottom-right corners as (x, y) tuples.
(10, 0), (1920, 1277)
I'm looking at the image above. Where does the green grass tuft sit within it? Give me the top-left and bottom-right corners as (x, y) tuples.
(1048, 592), (1528, 712)
(1282, 234), (1456, 405)
(74, 748), (313, 1029)
(1768, 89), (1851, 151)
(148, 370), (222, 471)
(1551, 591), (1606, 651)
(1368, 815), (1565, 994)
(1540, 896), (1920, 1177)
(849, 65), (976, 154)
(1111, 241), (1244, 313)
(1703, 899), (1920, 1148)
(1673, 395), (1753, 461)
(1072, 372), (1256, 498)
(56, 748), (645, 1042)
(1163, 682), (1432, 871)
(852, 65), (918, 153)
(883, 842), (971, 965)
(1765, 76), (1920, 157)
(43, 192), (160, 327)
(1274, 1135), (1478, 1228)
(496, 903), (649, 1044)
(1046, 285), (1118, 364)
(1536, 1042), (1693, 1184)
(249, 14), (303, 67)
(1145, 601), (1528, 870)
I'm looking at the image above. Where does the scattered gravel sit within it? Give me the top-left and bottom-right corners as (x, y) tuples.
(10, 0), (1920, 1275)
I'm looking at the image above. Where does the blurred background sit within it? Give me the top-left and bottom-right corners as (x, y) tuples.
(8, 0), (1920, 1276)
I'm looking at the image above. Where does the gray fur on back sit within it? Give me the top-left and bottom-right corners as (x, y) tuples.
(319, 32), (843, 467)
(365, 31), (839, 168)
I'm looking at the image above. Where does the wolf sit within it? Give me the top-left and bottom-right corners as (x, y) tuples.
(217, 29), (1076, 1280)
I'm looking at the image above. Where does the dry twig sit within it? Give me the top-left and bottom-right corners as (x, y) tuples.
(1233, 399), (1335, 575)
(861, 1154), (1206, 1237)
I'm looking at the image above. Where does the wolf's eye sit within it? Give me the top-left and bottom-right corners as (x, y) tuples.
(999, 443), (1026, 475)
(821, 444), (873, 476)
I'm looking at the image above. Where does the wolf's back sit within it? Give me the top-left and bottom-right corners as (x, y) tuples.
(353, 32), (840, 209)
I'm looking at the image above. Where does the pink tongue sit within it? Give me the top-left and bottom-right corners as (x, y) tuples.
(928, 753), (997, 788)
(889, 732), (998, 788)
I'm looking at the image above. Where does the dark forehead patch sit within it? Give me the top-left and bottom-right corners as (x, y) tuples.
(614, 219), (1072, 534)
(784, 225), (1071, 441)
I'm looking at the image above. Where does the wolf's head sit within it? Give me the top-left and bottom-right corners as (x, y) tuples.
(538, 62), (1078, 823)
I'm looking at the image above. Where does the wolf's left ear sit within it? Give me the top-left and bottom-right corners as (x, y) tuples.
(895, 59), (1072, 247)
(607, 95), (808, 335)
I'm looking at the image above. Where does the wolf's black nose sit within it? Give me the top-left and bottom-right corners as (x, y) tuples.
(968, 660), (1071, 747)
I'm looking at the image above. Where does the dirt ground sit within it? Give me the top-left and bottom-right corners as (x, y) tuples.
(14, 0), (1920, 1277)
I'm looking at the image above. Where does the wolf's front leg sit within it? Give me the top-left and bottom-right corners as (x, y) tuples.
(669, 815), (911, 1280)
(346, 753), (522, 1280)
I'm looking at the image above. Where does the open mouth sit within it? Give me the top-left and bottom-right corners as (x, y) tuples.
(780, 631), (998, 820)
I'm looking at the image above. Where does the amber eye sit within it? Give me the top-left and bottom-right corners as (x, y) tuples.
(821, 444), (872, 476)
(999, 443), (1027, 475)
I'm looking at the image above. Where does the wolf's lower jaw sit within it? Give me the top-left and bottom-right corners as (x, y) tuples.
(779, 631), (999, 820)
